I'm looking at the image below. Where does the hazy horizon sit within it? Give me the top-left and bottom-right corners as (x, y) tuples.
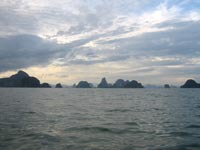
(0, 0), (200, 85)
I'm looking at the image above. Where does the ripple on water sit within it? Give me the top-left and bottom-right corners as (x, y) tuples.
(24, 132), (61, 142)
(196, 115), (200, 118)
(124, 121), (139, 126)
(169, 131), (193, 137)
(65, 126), (135, 135)
(159, 143), (200, 150)
(1, 89), (200, 150)
(195, 105), (200, 108)
(106, 108), (131, 113)
(22, 111), (36, 114)
(186, 125), (200, 129)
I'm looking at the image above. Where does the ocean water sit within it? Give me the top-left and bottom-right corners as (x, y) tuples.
(0, 88), (200, 150)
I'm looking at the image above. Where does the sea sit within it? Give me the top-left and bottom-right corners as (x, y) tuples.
(0, 88), (200, 150)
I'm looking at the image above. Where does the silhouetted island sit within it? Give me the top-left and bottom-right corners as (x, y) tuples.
(112, 79), (129, 88)
(76, 81), (92, 88)
(124, 80), (144, 88)
(2, 70), (191, 89)
(181, 79), (200, 88)
(75, 78), (144, 88)
(97, 78), (112, 88)
(40, 83), (51, 88)
(112, 79), (144, 88)
(0, 70), (54, 88)
(55, 83), (62, 88)
(0, 70), (40, 87)
(164, 84), (170, 88)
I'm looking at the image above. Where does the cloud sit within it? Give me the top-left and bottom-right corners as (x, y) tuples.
(0, 0), (200, 84)
(0, 33), (107, 72)
(0, 34), (62, 72)
(63, 20), (200, 66)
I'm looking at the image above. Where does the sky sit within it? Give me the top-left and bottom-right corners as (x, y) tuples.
(0, 0), (200, 85)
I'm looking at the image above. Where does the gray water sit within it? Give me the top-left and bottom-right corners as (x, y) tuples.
(0, 89), (200, 150)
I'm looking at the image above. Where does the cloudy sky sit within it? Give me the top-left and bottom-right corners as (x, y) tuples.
(0, 0), (200, 85)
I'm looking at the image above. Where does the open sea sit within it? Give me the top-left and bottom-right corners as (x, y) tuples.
(0, 88), (200, 150)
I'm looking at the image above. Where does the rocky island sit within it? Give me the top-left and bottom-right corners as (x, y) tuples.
(55, 83), (63, 88)
(76, 81), (92, 88)
(75, 78), (144, 88)
(112, 79), (129, 88)
(0, 71), (40, 87)
(180, 79), (200, 88)
(2, 70), (199, 89)
(40, 83), (51, 88)
(97, 78), (112, 88)
(124, 80), (144, 88)
(164, 84), (170, 88)
(74, 78), (144, 88)
(0, 70), (51, 88)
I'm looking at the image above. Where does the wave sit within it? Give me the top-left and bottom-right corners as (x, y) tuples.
(22, 111), (36, 114)
(186, 125), (200, 129)
(106, 109), (131, 113)
(169, 131), (192, 137)
(159, 143), (200, 150)
(65, 126), (134, 134)
(24, 132), (60, 142)
(124, 121), (139, 126)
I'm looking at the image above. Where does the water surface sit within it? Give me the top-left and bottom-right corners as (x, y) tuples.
(0, 88), (200, 150)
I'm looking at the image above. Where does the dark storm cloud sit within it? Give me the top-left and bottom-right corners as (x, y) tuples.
(0, 33), (112, 72)
(0, 35), (62, 72)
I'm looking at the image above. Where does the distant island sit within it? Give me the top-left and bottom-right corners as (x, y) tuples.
(0, 70), (199, 88)
(164, 84), (170, 88)
(0, 70), (51, 88)
(40, 83), (51, 88)
(180, 79), (200, 88)
(75, 77), (144, 88)
(55, 83), (63, 88)
(76, 81), (92, 88)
